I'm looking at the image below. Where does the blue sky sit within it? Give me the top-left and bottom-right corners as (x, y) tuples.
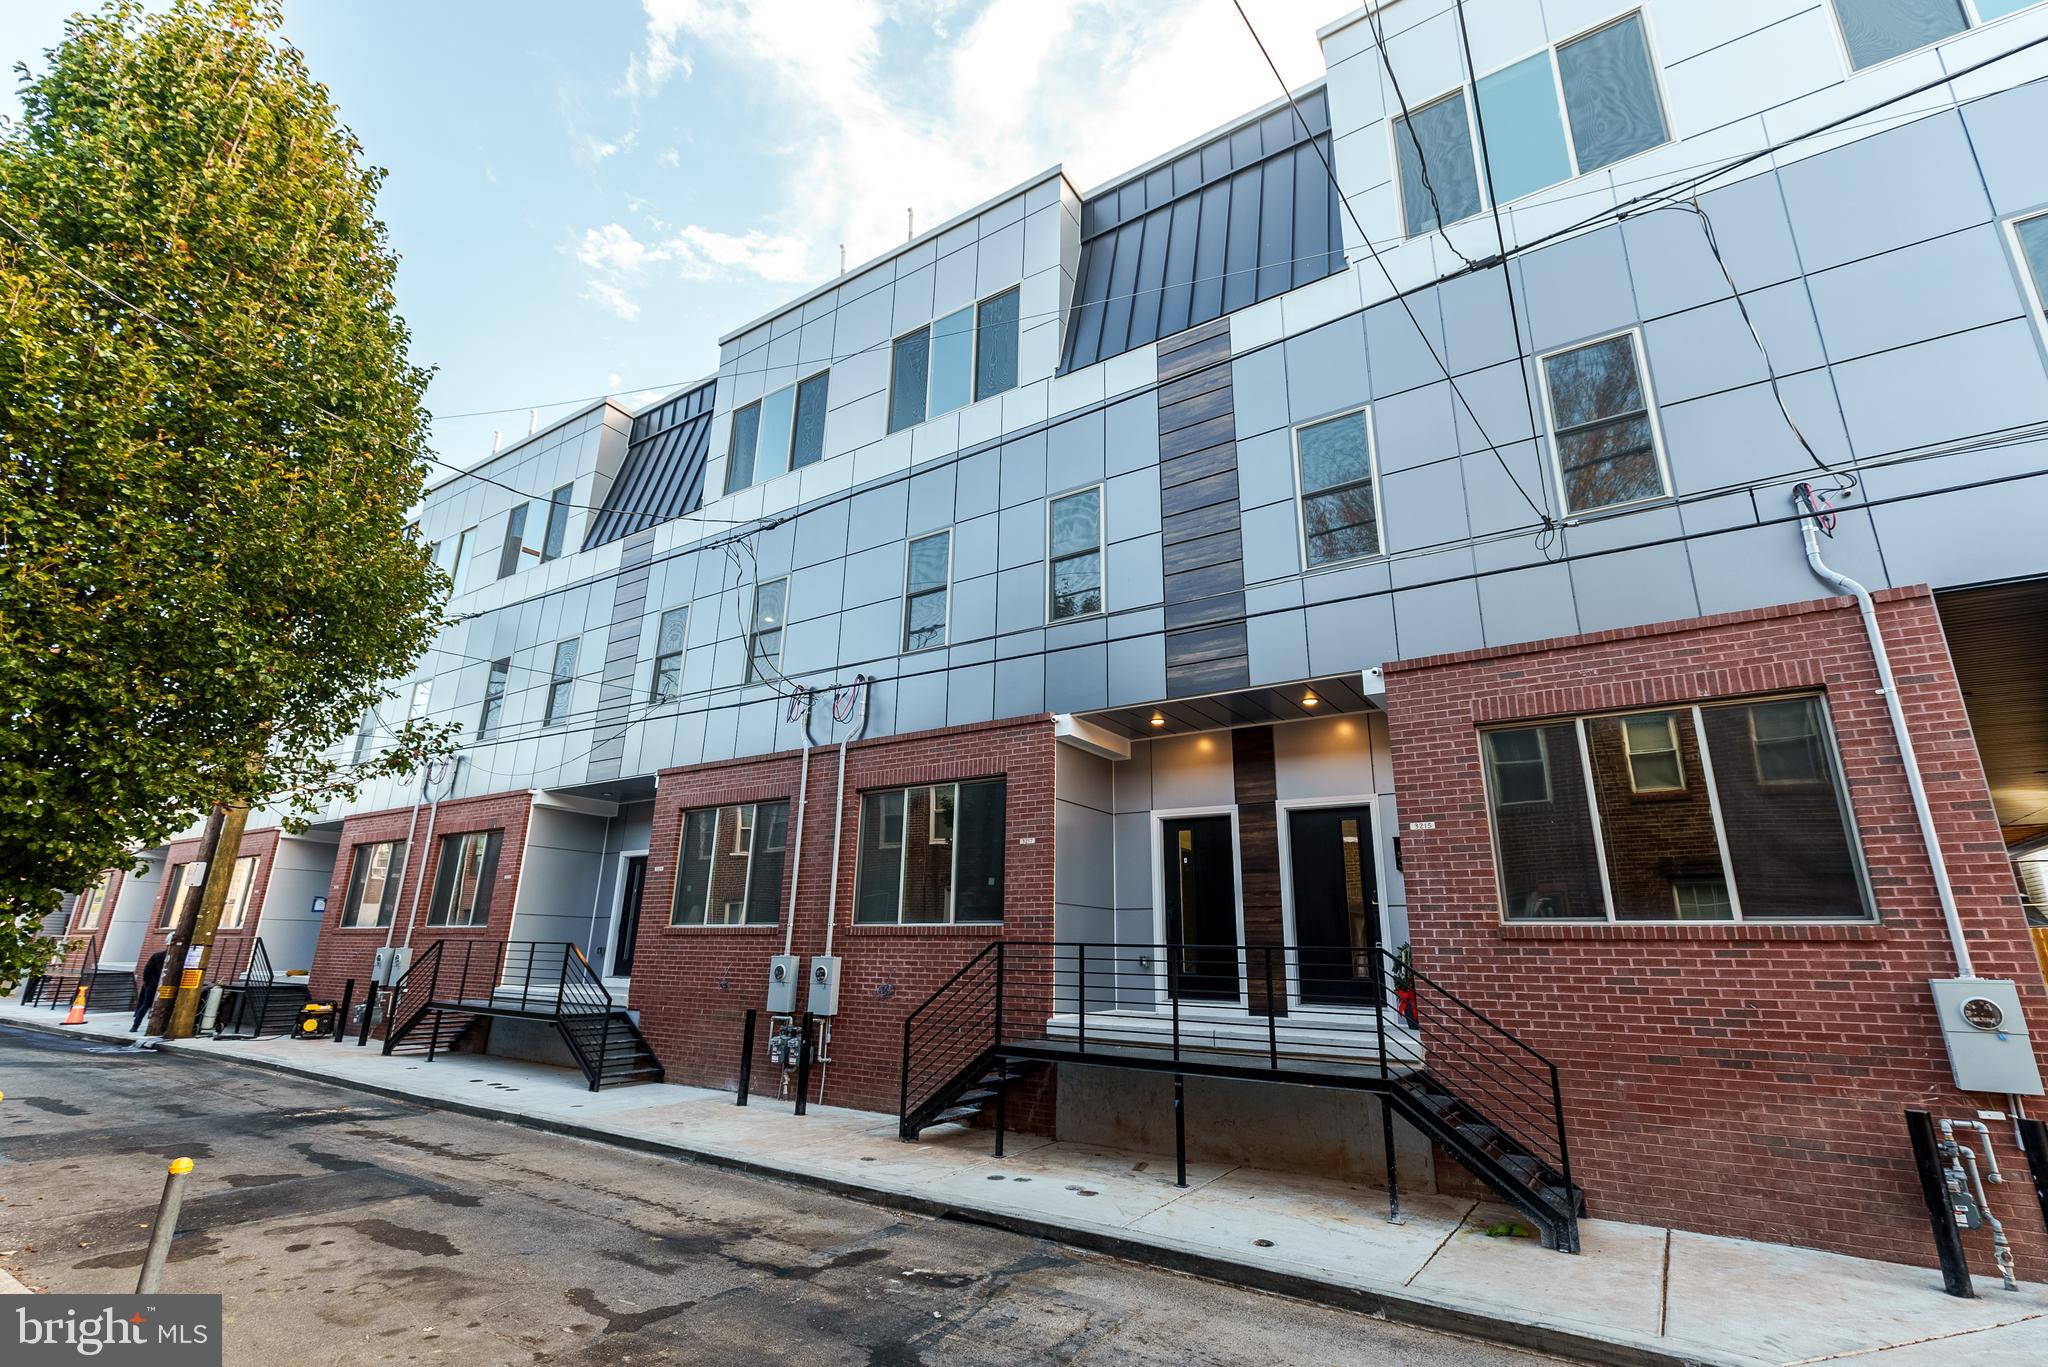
(3, 1), (1336, 463)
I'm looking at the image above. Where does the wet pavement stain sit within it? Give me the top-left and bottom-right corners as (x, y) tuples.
(346, 1127), (503, 1163)
(13, 1096), (87, 1116)
(278, 1218), (461, 1257)
(219, 1173), (298, 1189)
(75, 1234), (222, 1270)
(289, 1141), (374, 1173)
(565, 1287), (695, 1335)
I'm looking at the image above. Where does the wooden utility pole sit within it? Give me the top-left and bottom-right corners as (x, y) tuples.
(147, 800), (251, 1039)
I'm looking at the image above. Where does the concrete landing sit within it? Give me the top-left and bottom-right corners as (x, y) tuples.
(6, 998), (2044, 1366)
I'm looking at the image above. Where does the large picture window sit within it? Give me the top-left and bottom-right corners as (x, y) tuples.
(670, 801), (789, 925)
(342, 840), (405, 929)
(1482, 696), (1872, 923)
(427, 830), (501, 927)
(855, 779), (1006, 924)
(1541, 329), (1667, 515)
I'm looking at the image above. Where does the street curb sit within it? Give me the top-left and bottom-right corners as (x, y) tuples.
(0, 1266), (33, 1295)
(6, 1014), (1738, 1367)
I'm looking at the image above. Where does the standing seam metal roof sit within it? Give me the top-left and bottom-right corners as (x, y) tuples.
(583, 379), (717, 551)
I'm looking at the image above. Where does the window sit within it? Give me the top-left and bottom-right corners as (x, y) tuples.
(409, 679), (433, 722)
(341, 840), (405, 929)
(889, 289), (1021, 433)
(791, 371), (830, 469)
(670, 801), (789, 925)
(446, 527), (475, 593)
(161, 860), (208, 929)
(903, 531), (951, 651)
(1751, 698), (1826, 785)
(757, 384), (796, 484)
(352, 710), (378, 766)
(1485, 729), (1551, 806)
(1295, 409), (1382, 568)
(72, 875), (113, 932)
(479, 658), (510, 739)
(651, 607), (687, 703)
(1048, 487), (1103, 621)
(219, 855), (259, 930)
(975, 287), (1020, 401)
(1398, 13), (1668, 235)
(1541, 330), (1667, 515)
(495, 503), (530, 579)
(1831, 0), (1966, 69)
(1484, 696), (1872, 923)
(1394, 90), (1483, 236)
(540, 484), (573, 562)
(427, 830), (501, 927)
(2010, 212), (2048, 345)
(725, 400), (762, 495)
(544, 639), (578, 728)
(1621, 713), (1685, 792)
(747, 578), (787, 684)
(855, 779), (1006, 924)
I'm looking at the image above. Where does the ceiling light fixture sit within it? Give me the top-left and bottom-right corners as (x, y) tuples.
(1150, 712), (1167, 727)
(1301, 689), (1319, 707)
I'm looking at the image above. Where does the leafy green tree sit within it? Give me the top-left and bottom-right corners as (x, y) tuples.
(0, 0), (452, 982)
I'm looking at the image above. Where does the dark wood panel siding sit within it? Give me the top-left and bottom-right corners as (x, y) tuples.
(1156, 321), (1249, 697)
(1231, 725), (1286, 1017)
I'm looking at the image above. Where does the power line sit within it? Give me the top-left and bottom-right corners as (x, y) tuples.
(1368, 3), (1482, 270)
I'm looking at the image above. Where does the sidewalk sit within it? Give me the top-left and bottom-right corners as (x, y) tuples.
(6, 998), (2045, 1366)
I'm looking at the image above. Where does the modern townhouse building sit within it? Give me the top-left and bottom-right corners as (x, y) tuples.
(47, 0), (2048, 1272)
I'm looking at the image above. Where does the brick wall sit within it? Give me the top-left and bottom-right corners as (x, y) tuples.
(1383, 586), (2048, 1270)
(627, 714), (1056, 1123)
(305, 791), (536, 1004)
(137, 827), (282, 983)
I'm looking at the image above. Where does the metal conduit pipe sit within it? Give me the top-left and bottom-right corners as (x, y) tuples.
(401, 756), (462, 954)
(783, 689), (819, 959)
(1796, 488), (1975, 978)
(816, 675), (871, 1107)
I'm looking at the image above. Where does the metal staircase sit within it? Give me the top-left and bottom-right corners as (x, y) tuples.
(899, 939), (1583, 1252)
(22, 936), (132, 1011)
(381, 939), (665, 1091)
(211, 939), (310, 1037)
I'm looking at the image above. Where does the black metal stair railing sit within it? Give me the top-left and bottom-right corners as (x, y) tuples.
(28, 934), (100, 1009)
(897, 939), (1580, 1251)
(379, 939), (448, 1054)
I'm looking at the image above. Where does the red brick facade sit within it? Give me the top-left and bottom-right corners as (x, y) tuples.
(139, 827), (282, 982)
(306, 791), (537, 1002)
(1383, 585), (2048, 1269)
(627, 715), (1056, 1121)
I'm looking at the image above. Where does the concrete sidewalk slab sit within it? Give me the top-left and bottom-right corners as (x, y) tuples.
(7, 998), (2046, 1367)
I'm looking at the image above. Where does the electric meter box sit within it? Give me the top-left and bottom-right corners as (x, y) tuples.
(1929, 978), (2044, 1095)
(808, 955), (842, 1017)
(371, 945), (412, 988)
(766, 955), (800, 1014)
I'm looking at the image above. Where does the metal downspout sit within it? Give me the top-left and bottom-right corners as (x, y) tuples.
(401, 756), (461, 954)
(817, 676), (871, 1107)
(1795, 489), (1975, 977)
(783, 690), (819, 959)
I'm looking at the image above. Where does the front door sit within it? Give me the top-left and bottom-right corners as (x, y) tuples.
(1162, 815), (1238, 1002)
(611, 855), (647, 978)
(1287, 806), (1382, 1006)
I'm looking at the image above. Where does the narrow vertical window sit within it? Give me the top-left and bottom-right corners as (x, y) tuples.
(352, 711), (378, 765)
(447, 527), (475, 593)
(1556, 14), (1668, 171)
(342, 841), (405, 928)
(747, 578), (788, 684)
(495, 503), (530, 579)
(928, 308), (973, 417)
(544, 639), (578, 727)
(903, 531), (951, 651)
(409, 679), (432, 721)
(1295, 409), (1382, 567)
(651, 607), (688, 703)
(889, 329), (931, 432)
(724, 401), (762, 494)
(1047, 488), (1103, 621)
(479, 658), (510, 738)
(219, 855), (260, 930)
(1475, 52), (1571, 203)
(974, 287), (1020, 401)
(1542, 331), (1666, 514)
(790, 371), (830, 469)
(757, 384), (796, 483)
(2011, 212), (2048, 344)
(1394, 90), (1482, 237)
(161, 861), (208, 929)
(72, 874), (113, 931)
(540, 484), (573, 562)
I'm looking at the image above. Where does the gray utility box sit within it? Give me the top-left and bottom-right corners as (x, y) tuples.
(1929, 978), (2044, 1095)
(371, 945), (412, 989)
(808, 955), (842, 1017)
(766, 955), (800, 1014)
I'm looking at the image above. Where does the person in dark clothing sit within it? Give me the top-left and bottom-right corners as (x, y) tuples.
(131, 948), (169, 1032)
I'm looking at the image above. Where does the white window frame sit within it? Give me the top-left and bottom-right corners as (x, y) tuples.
(161, 860), (207, 930)
(886, 286), (1021, 434)
(72, 874), (113, 932)
(1484, 727), (1553, 806)
(479, 657), (511, 739)
(409, 679), (433, 722)
(1749, 698), (1829, 788)
(219, 854), (260, 930)
(1479, 695), (1878, 925)
(902, 529), (953, 652)
(2005, 209), (2048, 356)
(650, 606), (688, 704)
(447, 527), (476, 594)
(1536, 326), (1673, 518)
(1391, 9), (1671, 240)
(788, 368), (832, 470)
(746, 578), (789, 686)
(1821, 0), (2037, 76)
(543, 638), (579, 729)
(539, 483), (574, 563)
(1046, 483), (1106, 622)
(1291, 405), (1387, 572)
(1621, 712), (1686, 794)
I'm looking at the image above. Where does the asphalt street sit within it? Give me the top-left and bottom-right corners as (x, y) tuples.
(0, 1025), (1567, 1365)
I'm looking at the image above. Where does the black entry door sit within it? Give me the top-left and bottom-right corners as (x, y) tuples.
(612, 855), (647, 978)
(1288, 806), (1381, 1005)
(1162, 815), (1239, 1002)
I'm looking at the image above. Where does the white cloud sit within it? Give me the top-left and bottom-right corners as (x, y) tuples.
(607, 372), (625, 389)
(576, 220), (813, 318)
(657, 148), (680, 168)
(583, 280), (641, 320)
(578, 223), (663, 275)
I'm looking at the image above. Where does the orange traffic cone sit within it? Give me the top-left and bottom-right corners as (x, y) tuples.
(62, 984), (89, 1026)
